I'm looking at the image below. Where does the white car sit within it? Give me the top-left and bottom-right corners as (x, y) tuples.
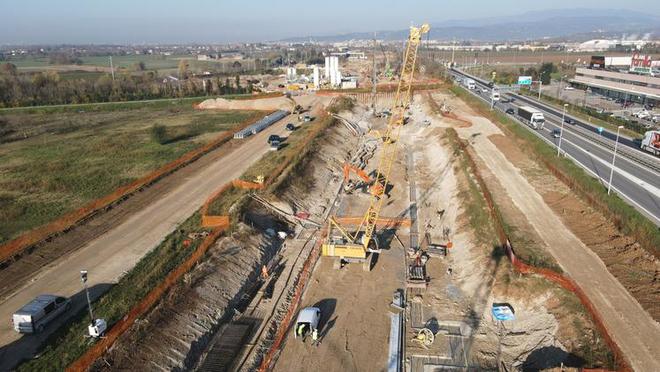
(294, 307), (321, 340)
(564, 86), (575, 90)
(481, 88), (488, 93)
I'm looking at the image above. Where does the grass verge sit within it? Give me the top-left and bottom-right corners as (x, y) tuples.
(17, 212), (209, 371)
(450, 85), (660, 259)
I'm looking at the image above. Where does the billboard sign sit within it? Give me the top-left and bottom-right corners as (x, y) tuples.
(518, 76), (532, 85)
(630, 53), (652, 75)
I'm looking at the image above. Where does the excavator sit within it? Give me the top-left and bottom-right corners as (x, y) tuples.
(322, 23), (430, 271)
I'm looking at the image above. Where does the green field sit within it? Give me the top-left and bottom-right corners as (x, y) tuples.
(0, 105), (260, 243)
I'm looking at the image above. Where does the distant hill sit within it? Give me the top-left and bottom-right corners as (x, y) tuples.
(281, 8), (660, 42)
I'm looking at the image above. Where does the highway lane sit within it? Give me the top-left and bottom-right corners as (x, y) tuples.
(449, 68), (660, 225)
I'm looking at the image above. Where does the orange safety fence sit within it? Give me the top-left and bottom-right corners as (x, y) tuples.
(0, 112), (269, 266)
(66, 224), (227, 372)
(232, 179), (266, 190)
(258, 235), (324, 371)
(452, 130), (630, 372)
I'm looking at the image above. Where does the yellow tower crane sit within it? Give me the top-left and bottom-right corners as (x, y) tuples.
(322, 23), (430, 270)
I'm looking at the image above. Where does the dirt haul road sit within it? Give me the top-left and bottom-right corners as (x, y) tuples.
(0, 106), (318, 370)
(427, 93), (660, 371)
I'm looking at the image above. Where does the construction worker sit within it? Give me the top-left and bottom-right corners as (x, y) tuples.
(312, 328), (319, 346)
(296, 323), (306, 340)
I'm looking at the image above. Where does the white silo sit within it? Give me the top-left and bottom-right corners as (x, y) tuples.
(324, 56), (330, 79)
(313, 66), (320, 89)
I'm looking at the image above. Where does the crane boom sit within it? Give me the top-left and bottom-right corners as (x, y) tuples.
(322, 23), (429, 269)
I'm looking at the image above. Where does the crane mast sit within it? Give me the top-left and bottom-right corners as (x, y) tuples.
(322, 23), (429, 269)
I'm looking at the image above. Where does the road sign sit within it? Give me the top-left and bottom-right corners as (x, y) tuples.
(492, 304), (515, 321)
(518, 76), (532, 85)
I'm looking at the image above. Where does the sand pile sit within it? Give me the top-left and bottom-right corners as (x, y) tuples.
(197, 96), (292, 111)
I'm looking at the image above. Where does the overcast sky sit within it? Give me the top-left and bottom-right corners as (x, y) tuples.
(1, 0), (659, 44)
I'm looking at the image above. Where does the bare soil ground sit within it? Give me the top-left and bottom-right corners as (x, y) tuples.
(427, 90), (660, 371)
(197, 96), (293, 111)
(489, 124), (660, 321)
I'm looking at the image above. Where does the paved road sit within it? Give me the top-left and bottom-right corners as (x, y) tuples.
(450, 68), (660, 226)
(0, 112), (297, 370)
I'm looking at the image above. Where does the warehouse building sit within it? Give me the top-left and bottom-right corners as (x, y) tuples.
(570, 67), (660, 106)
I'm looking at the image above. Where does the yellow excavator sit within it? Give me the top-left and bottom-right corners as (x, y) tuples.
(322, 23), (430, 271)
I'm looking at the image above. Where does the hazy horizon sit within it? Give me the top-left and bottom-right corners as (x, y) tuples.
(2, 0), (660, 44)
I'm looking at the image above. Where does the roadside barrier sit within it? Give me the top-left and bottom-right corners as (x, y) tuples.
(451, 128), (630, 372)
(0, 112), (269, 266)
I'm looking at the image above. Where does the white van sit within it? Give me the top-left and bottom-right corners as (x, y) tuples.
(491, 91), (500, 101)
(294, 307), (321, 340)
(13, 294), (71, 333)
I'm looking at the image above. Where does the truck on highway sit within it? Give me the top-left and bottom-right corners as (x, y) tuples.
(13, 294), (71, 333)
(517, 106), (545, 129)
(464, 78), (476, 90)
(640, 130), (660, 156)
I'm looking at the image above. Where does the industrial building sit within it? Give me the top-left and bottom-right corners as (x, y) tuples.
(570, 67), (660, 105)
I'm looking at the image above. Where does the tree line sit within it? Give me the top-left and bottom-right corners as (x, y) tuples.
(0, 62), (253, 108)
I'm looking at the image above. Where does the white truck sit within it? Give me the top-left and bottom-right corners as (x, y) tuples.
(464, 78), (476, 90)
(13, 294), (71, 333)
(640, 130), (660, 156)
(517, 106), (545, 129)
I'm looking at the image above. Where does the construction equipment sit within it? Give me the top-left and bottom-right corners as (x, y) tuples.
(411, 328), (434, 348)
(342, 163), (378, 194)
(322, 23), (430, 271)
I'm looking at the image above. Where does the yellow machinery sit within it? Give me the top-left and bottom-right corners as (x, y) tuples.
(322, 23), (430, 270)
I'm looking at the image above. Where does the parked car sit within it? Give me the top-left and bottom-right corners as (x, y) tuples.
(13, 294), (71, 333)
(505, 108), (515, 115)
(286, 123), (295, 131)
(552, 129), (561, 138)
(267, 134), (281, 144)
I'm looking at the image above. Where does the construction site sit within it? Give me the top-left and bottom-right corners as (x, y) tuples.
(1, 21), (660, 372)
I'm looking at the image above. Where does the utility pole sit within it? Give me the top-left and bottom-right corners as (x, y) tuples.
(80, 270), (94, 326)
(557, 104), (568, 156)
(451, 38), (456, 67)
(109, 56), (115, 82)
(607, 126), (624, 195)
(371, 32), (378, 114)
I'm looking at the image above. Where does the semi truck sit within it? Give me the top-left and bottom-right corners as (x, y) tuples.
(640, 130), (660, 156)
(464, 78), (476, 90)
(517, 106), (545, 129)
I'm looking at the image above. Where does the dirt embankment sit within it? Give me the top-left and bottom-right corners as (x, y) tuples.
(197, 96), (293, 111)
(489, 133), (660, 321)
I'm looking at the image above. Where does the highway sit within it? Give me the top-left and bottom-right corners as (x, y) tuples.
(450, 68), (660, 226)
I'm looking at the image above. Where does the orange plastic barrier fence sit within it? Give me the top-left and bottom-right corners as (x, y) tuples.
(0, 112), (267, 265)
(453, 131), (630, 372)
(258, 236), (324, 371)
(66, 225), (227, 372)
(232, 179), (265, 190)
(201, 216), (230, 229)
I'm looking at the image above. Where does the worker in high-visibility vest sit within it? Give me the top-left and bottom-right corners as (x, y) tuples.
(296, 323), (306, 339)
(312, 328), (319, 346)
